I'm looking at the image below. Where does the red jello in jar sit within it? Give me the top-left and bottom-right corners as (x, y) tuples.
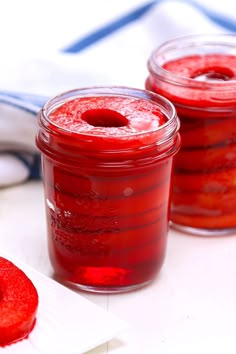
(36, 87), (180, 293)
(146, 34), (236, 235)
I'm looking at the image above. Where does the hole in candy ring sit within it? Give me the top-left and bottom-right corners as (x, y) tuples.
(191, 67), (234, 82)
(81, 108), (128, 127)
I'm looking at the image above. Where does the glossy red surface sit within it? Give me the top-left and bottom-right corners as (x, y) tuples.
(37, 91), (180, 291)
(0, 257), (38, 347)
(147, 53), (236, 231)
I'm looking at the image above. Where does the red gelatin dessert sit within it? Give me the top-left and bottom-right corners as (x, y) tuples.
(146, 34), (236, 235)
(0, 257), (38, 347)
(36, 87), (180, 292)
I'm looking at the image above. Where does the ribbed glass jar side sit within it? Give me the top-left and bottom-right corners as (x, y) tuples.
(36, 86), (180, 292)
(146, 34), (236, 235)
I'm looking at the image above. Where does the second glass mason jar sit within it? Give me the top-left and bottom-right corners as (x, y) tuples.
(146, 34), (236, 236)
(36, 86), (180, 293)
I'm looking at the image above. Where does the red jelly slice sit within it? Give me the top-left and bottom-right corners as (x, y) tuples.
(171, 211), (236, 229)
(174, 142), (236, 172)
(47, 178), (169, 217)
(180, 117), (236, 148)
(44, 160), (170, 199)
(49, 215), (166, 259)
(162, 54), (236, 110)
(149, 52), (236, 232)
(147, 54), (236, 121)
(50, 96), (167, 136)
(0, 257), (38, 347)
(49, 220), (167, 287)
(48, 96), (168, 155)
(40, 93), (177, 290)
(164, 54), (236, 80)
(173, 167), (236, 193)
(67, 239), (166, 287)
(172, 189), (236, 215)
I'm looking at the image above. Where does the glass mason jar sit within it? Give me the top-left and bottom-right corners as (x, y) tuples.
(36, 86), (180, 293)
(146, 34), (236, 236)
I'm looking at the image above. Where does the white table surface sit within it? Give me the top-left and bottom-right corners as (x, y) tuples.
(1, 180), (236, 354)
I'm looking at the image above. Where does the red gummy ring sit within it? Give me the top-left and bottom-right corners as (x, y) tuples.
(163, 54), (236, 80)
(0, 257), (38, 347)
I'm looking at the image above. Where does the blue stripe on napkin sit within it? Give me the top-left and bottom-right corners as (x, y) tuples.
(0, 91), (47, 109)
(188, 0), (236, 32)
(63, 0), (236, 54)
(0, 94), (42, 185)
(63, 1), (157, 53)
(13, 153), (41, 179)
(0, 94), (41, 115)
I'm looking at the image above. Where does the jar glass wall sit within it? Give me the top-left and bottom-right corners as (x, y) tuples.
(36, 86), (180, 293)
(146, 34), (236, 236)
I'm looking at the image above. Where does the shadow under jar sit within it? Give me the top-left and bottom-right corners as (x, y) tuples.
(146, 34), (236, 236)
(36, 86), (180, 293)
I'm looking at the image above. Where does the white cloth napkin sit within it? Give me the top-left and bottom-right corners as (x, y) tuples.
(0, 0), (235, 187)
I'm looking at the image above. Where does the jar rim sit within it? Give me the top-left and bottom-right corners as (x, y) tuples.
(148, 33), (236, 90)
(41, 85), (179, 145)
